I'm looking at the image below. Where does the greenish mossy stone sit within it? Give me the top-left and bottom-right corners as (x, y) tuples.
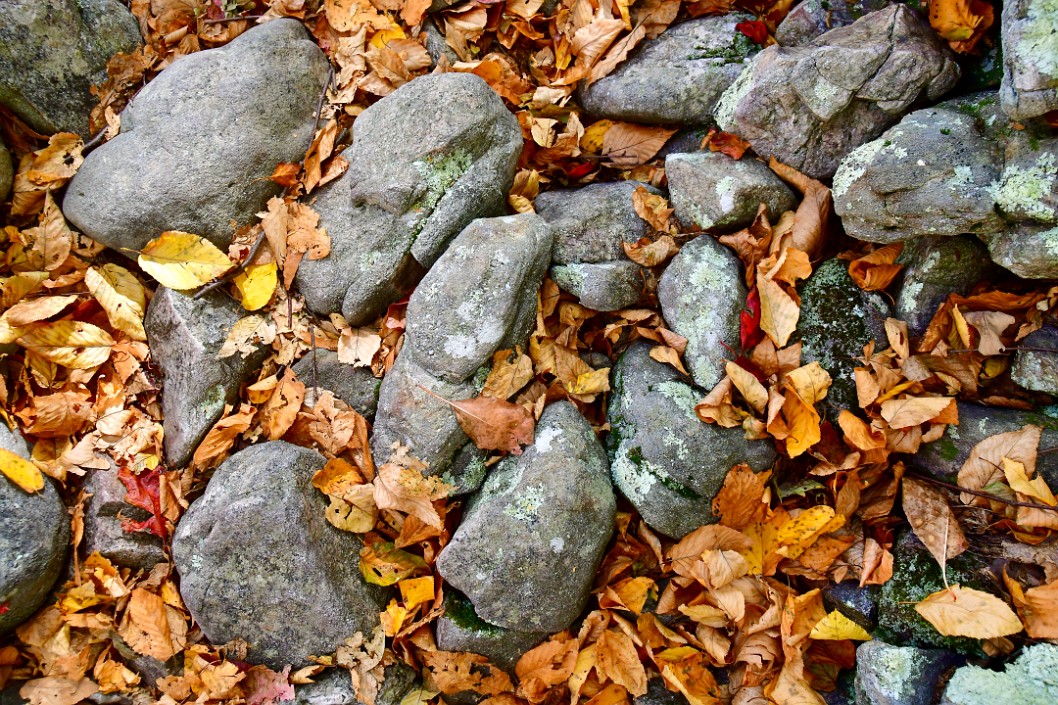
(435, 592), (547, 670)
(855, 639), (963, 705)
(942, 644), (1058, 705)
(895, 236), (994, 337)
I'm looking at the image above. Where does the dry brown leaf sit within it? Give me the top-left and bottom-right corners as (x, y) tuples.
(373, 456), (450, 529)
(515, 633), (579, 703)
(623, 236), (679, 267)
(118, 588), (187, 661)
(595, 629), (647, 696)
(847, 244), (904, 292)
(421, 651), (514, 696)
(452, 396), (535, 454)
(758, 275), (799, 348)
(902, 476), (969, 566)
(963, 310), (1015, 357)
(879, 397), (956, 429)
(1022, 578), (1058, 638)
(712, 464), (772, 530)
(482, 348), (535, 400)
(601, 123), (676, 166)
(958, 425), (1041, 504)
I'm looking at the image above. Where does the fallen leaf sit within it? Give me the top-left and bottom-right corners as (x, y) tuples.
(373, 461), (450, 529)
(809, 610), (871, 641)
(85, 265), (147, 340)
(18, 321), (114, 369)
(963, 310), (1015, 357)
(601, 123), (676, 166)
(452, 396), (535, 454)
(19, 678), (99, 705)
(726, 361), (767, 414)
(901, 476), (969, 566)
(234, 261), (278, 311)
(420, 651), (514, 696)
(879, 397), (955, 429)
(958, 425), (1041, 504)
(137, 231), (234, 290)
(914, 585), (1022, 638)
(847, 244), (904, 292)
(623, 236), (679, 267)
(515, 632), (579, 703)
(0, 447), (44, 493)
(595, 629), (647, 696)
(758, 275), (799, 348)
(359, 541), (427, 586)
(398, 576), (434, 610)
(2, 295), (78, 327)
(482, 348), (535, 400)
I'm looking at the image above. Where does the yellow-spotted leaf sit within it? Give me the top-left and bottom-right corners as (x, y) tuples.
(137, 231), (234, 290)
(0, 447), (44, 493)
(17, 320), (114, 369)
(914, 585), (1023, 638)
(809, 610), (872, 641)
(85, 264), (147, 340)
(234, 261), (278, 311)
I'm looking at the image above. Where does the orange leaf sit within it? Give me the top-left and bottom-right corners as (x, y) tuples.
(848, 244), (904, 291)
(452, 396), (536, 454)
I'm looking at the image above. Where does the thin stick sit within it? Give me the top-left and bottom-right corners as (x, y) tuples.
(909, 471), (1058, 513)
(308, 65), (336, 152)
(83, 127), (108, 153)
(415, 384), (487, 423)
(310, 325), (319, 401)
(194, 230), (267, 299)
(203, 14), (262, 24)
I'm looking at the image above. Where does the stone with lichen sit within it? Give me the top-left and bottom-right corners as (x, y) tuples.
(1000, 0), (1058, 120)
(894, 236), (995, 338)
(1012, 324), (1058, 394)
(855, 639), (963, 705)
(942, 644), (1058, 705)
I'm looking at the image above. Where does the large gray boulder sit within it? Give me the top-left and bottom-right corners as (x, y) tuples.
(658, 235), (745, 391)
(435, 592), (547, 670)
(436, 402), (615, 632)
(855, 640), (962, 705)
(894, 236), (994, 338)
(292, 349), (381, 420)
(0, 425), (68, 634)
(144, 288), (269, 469)
(774, 0), (891, 47)
(173, 442), (387, 668)
(295, 73), (522, 325)
(1000, 0), (1058, 120)
(981, 222), (1058, 279)
(83, 464), (165, 570)
(942, 644), (1058, 705)
(0, 0), (141, 136)
(579, 15), (759, 125)
(715, 5), (960, 178)
(607, 343), (777, 538)
(63, 19), (329, 253)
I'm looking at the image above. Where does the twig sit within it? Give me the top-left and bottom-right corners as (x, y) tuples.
(310, 325), (319, 401)
(203, 14), (262, 24)
(908, 471), (1058, 513)
(194, 230), (267, 299)
(308, 65), (336, 152)
(83, 127), (108, 154)
(415, 384), (487, 423)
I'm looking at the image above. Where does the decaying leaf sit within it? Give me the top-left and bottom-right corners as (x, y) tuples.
(901, 476), (969, 566)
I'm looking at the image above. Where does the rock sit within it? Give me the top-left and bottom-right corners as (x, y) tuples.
(989, 133), (1058, 225)
(0, 0), (141, 135)
(942, 643), (1058, 705)
(294, 664), (418, 705)
(854, 639), (963, 705)
(83, 465), (165, 570)
(715, 6), (960, 178)
(634, 678), (689, 705)
(981, 223), (1058, 279)
(0, 136), (12, 202)
(607, 343), (777, 538)
(666, 152), (797, 232)
(63, 19), (329, 253)
(579, 15), (759, 125)
(774, 0), (891, 47)
(999, 0), (1058, 120)
(537, 182), (654, 265)
(436, 402), (615, 632)
(144, 288), (269, 470)
(295, 74), (522, 325)
(404, 214), (552, 383)
(1, 684), (27, 705)
(0, 425), (68, 634)
(822, 581), (878, 630)
(435, 592), (547, 670)
(797, 259), (890, 410)
(658, 235), (745, 391)
(1012, 325), (1058, 395)
(422, 19), (457, 67)
(173, 442), (387, 668)
(894, 236), (994, 338)
(550, 261), (643, 312)
(292, 349), (381, 420)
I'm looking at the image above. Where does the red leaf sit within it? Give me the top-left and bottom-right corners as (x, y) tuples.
(0, 602), (9, 615)
(740, 287), (764, 350)
(735, 20), (769, 45)
(118, 467), (168, 540)
(564, 161), (596, 180)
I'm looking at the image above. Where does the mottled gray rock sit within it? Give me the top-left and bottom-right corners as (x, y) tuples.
(895, 236), (994, 338)
(0, 136), (12, 202)
(422, 19), (457, 67)
(405, 214), (552, 383)
(1012, 325), (1058, 395)
(537, 181), (655, 265)
(942, 644), (1058, 705)
(658, 235), (745, 391)
(634, 678), (689, 705)
(1000, 0), (1058, 120)
(0, 425), (68, 634)
(436, 402), (615, 632)
(295, 664), (418, 705)
(797, 259), (890, 410)
(83, 465), (165, 570)
(774, 0), (891, 47)
(436, 592), (547, 670)
(144, 288), (269, 469)
(715, 6), (960, 178)
(550, 261), (643, 311)
(173, 442), (387, 668)
(296, 74), (522, 325)
(855, 640), (962, 705)
(0, 0), (141, 135)
(292, 349), (381, 420)
(822, 581), (878, 630)
(666, 152), (796, 232)
(989, 133), (1058, 224)
(579, 15), (759, 125)
(982, 223), (1058, 279)
(607, 343), (777, 538)
(63, 19), (328, 253)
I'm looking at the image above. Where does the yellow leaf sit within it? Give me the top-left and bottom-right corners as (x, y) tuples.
(776, 506), (844, 560)
(137, 231), (234, 290)
(914, 585), (1023, 638)
(725, 362), (767, 414)
(758, 276), (799, 347)
(784, 361), (832, 405)
(18, 320), (114, 369)
(399, 576), (435, 610)
(85, 264), (147, 340)
(233, 261), (278, 311)
(567, 367), (611, 395)
(382, 599), (409, 637)
(678, 604), (729, 628)
(1002, 457), (1056, 506)
(0, 447), (44, 493)
(809, 610), (871, 641)
(581, 119), (614, 153)
(370, 22), (407, 48)
(782, 390), (821, 458)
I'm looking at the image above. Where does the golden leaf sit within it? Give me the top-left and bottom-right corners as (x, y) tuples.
(758, 275), (799, 347)
(0, 447), (44, 493)
(234, 261), (278, 311)
(809, 610), (871, 641)
(879, 396), (956, 429)
(398, 576), (434, 610)
(725, 361), (767, 414)
(137, 231), (234, 290)
(85, 264), (147, 340)
(18, 321), (114, 369)
(914, 585), (1022, 638)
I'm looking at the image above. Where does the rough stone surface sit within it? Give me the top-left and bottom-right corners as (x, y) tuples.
(0, 136), (12, 202)
(0, 425), (68, 634)
(294, 664), (418, 705)
(405, 214), (552, 383)
(1000, 0), (1058, 120)
(436, 402), (615, 632)
(536, 181), (655, 265)
(292, 349), (381, 420)
(579, 15), (759, 125)
(144, 288), (269, 470)
(821, 581), (878, 630)
(989, 133), (1058, 225)
(0, 0), (142, 135)
(1012, 325), (1058, 394)
(550, 261), (643, 312)
(715, 6), (960, 178)
(855, 639), (963, 705)
(296, 73), (522, 325)
(659, 235), (746, 391)
(173, 442), (387, 668)
(797, 259), (890, 410)
(666, 152), (797, 232)
(634, 678), (690, 705)
(774, 0), (891, 47)
(895, 236), (995, 338)
(83, 465), (165, 570)
(982, 223), (1058, 279)
(942, 644), (1058, 705)
(607, 343), (777, 538)
(435, 592), (547, 670)
(63, 19), (329, 253)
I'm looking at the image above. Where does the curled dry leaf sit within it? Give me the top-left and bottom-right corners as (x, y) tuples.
(515, 633), (580, 703)
(373, 461), (450, 529)
(85, 265), (147, 341)
(623, 236), (679, 267)
(847, 244), (903, 292)
(600, 123), (676, 166)
(632, 185), (675, 234)
(914, 585), (1022, 638)
(958, 425), (1041, 505)
(420, 651), (514, 696)
(879, 397), (956, 429)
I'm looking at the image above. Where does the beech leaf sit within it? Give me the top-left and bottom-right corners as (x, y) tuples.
(137, 231), (235, 290)
(452, 396), (535, 454)
(914, 585), (1023, 638)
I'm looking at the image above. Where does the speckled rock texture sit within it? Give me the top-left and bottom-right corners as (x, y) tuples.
(435, 592), (547, 670)
(895, 236), (995, 338)
(0, 425), (68, 634)
(63, 19), (329, 253)
(550, 261), (644, 311)
(999, 0), (1058, 120)
(607, 343), (777, 538)
(295, 73), (522, 325)
(83, 465), (165, 570)
(295, 664), (418, 705)
(144, 288), (269, 469)
(0, 0), (142, 135)
(436, 402), (615, 632)
(715, 5), (960, 178)
(855, 639), (963, 705)
(173, 442), (387, 668)
(666, 152), (797, 232)
(942, 644), (1058, 705)
(292, 349), (381, 420)
(579, 15), (759, 125)
(1012, 324), (1058, 394)
(774, 0), (891, 47)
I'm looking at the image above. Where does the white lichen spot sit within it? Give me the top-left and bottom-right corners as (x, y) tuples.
(713, 56), (759, 131)
(535, 425), (561, 452)
(989, 152), (1058, 222)
(716, 176), (737, 213)
(611, 450), (656, 501)
(550, 537), (565, 553)
(657, 381), (701, 422)
(832, 138), (887, 200)
(503, 485), (545, 522)
(1020, 0), (1058, 79)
